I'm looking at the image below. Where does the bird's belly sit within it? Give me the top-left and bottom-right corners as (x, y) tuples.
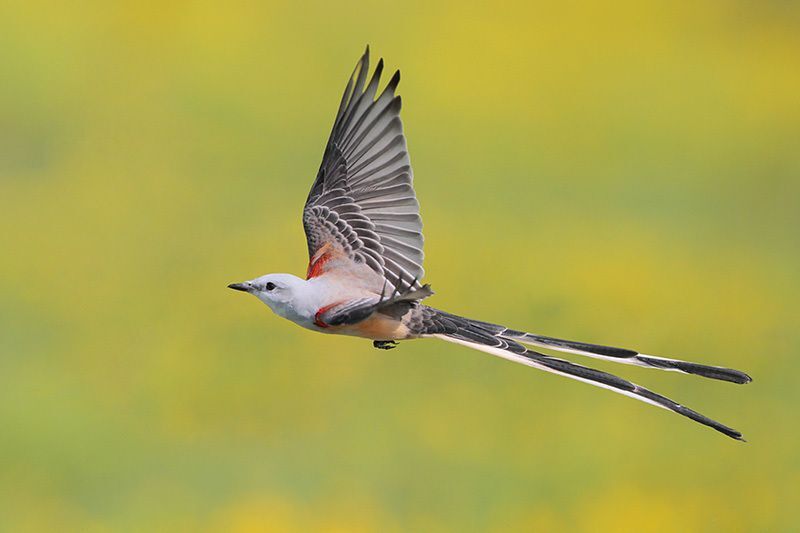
(329, 313), (410, 340)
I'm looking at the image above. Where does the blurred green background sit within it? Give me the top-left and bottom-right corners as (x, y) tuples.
(1, 1), (798, 531)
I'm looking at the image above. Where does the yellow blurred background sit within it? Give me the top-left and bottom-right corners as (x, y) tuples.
(1, 1), (798, 531)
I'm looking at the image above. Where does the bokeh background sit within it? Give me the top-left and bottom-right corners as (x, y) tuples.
(1, 1), (798, 531)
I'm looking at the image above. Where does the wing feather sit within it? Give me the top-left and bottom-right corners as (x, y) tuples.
(303, 47), (424, 292)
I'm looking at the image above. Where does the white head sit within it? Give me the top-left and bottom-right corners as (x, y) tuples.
(228, 273), (310, 321)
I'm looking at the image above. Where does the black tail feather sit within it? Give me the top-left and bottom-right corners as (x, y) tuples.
(418, 307), (748, 441)
(501, 332), (752, 384)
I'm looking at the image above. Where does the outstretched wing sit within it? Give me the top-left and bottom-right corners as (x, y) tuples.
(303, 46), (424, 294)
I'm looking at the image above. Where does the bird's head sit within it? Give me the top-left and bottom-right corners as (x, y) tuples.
(227, 273), (307, 316)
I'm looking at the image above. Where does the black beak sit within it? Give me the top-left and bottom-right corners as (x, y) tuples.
(227, 282), (251, 292)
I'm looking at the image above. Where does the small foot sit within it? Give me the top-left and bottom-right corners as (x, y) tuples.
(373, 340), (398, 350)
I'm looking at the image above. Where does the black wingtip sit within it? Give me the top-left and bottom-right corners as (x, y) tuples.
(381, 70), (401, 96)
(373, 58), (385, 84)
(355, 46), (369, 71)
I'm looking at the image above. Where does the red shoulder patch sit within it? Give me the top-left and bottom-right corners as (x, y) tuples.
(314, 302), (340, 328)
(306, 243), (334, 279)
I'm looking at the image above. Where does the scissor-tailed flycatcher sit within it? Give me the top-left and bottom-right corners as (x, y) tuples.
(229, 47), (751, 440)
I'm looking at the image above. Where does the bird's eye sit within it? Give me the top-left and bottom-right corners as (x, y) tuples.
(265, 282), (276, 291)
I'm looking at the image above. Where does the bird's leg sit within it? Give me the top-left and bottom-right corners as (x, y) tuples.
(373, 340), (398, 350)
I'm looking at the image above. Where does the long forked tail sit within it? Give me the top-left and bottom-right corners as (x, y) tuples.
(418, 307), (751, 440)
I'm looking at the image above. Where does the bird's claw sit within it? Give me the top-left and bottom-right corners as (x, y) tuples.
(373, 340), (398, 350)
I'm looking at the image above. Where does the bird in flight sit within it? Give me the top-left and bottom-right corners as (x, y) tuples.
(229, 47), (751, 440)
